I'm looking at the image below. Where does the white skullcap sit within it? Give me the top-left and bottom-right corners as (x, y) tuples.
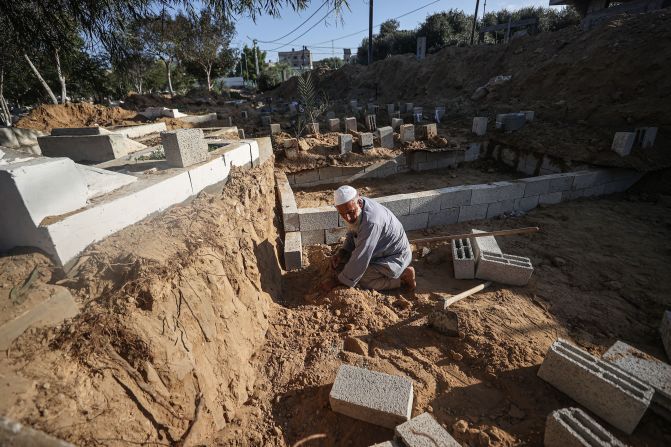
(334, 185), (358, 206)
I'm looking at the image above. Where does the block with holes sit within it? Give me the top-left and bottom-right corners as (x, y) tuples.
(451, 238), (475, 279)
(475, 251), (533, 286)
(544, 407), (625, 447)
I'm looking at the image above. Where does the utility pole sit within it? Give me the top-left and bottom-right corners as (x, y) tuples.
(253, 39), (260, 77)
(368, 0), (373, 65)
(470, 0), (481, 46)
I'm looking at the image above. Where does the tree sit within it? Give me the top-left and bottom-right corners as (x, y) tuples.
(241, 45), (268, 82)
(135, 12), (181, 96)
(314, 57), (344, 70)
(176, 9), (236, 91)
(379, 19), (400, 36)
(296, 71), (328, 136)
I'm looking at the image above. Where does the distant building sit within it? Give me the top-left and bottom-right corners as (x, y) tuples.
(343, 48), (352, 63)
(278, 47), (313, 71)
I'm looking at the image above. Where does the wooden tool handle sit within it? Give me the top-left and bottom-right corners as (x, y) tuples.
(411, 226), (540, 244)
(444, 281), (492, 308)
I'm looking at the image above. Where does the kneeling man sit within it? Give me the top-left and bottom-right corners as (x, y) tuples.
(322, 185), (416, 292)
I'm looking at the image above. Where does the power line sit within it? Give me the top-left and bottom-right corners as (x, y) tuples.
(267, 6), (338, 52)
(253, 0), (329, 44)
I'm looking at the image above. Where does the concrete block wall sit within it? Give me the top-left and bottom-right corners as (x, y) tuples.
(295, 168), (642, 245)
(538, 338), (653, 434)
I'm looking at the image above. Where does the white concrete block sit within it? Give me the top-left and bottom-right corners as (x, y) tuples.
(612, 132), (635, 157)
(187, 155), (231, 194)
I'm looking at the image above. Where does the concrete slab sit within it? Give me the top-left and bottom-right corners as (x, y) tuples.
(0, 416), (75, 446)
(544, 407), (625, 447)
(0, 157), (87, 238)
(603, 340), (671, 417)
(452, 238), (475, 279)
(161, 128), (208, 168)
(38, 134), (147, 162)
(475, 251), (533, 286)
(329, 364), (413, 429)
(394, 413), (460, 447)
(284, 231), (302, 270)
(113, 122), (167, 139)
(537, 338), (653, 434)
(179, 112), (217, 124)
(75, 164), (137, 200)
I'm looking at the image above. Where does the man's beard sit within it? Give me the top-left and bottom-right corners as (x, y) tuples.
(346, 210), (362, 231)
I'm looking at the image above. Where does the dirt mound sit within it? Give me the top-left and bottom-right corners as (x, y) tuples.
(0, 161), (281, 446)
(15, 103), (144, 133)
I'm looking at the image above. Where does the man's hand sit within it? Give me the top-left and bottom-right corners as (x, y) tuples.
(330, 253), (341, 270)
(320, 276), (340, 293)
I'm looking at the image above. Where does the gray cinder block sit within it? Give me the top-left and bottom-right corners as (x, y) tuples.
(537, 338), (654, 434)
(360, 132), (374, 151)
(392, 118), (404, 131)
(603, 340), (671, 418)
(475, 251), (533, 286)
(544, 407), (626, 447)
(661, 310), (671, 360)
(301, 229), (325, 245)
(344, 117), (357, 132)
(284, 231), (302, 270)
(366, 114), (377, 131)
(470, 229), (502, 261)
(422, 123), (437, 140)
(270, 123), (281, 134)
(398, 213), (428, 231)
(611, 132), (635, 157)
(161, 129), (208, 168)
(329, 364), (413, 429)
(472, 117), (488, 136)
(275, 172), (299, 231)
(394, 413), (460, 447)
(329, 118), (341, 132)
(339, 134), (353, 154)
(298, 207), (339, 231)
(399, 124), (415, 143)
(377, 126), (394, 148)
(458, 203), (488, 222)
(452, 238), (475, 279)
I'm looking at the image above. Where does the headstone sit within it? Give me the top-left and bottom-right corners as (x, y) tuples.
(270, 123), (281, 135)
(391, 118), (404, 131)
(344, 117), (357, 132)
(339, 134), (353, 154)
(376, 126), (394, 148)
(328, 118), (340, 132)
(404, 103), (414, 114)
(472, 117), (488, 136)
(434, 106), (446, 123)
(416, 36), (427, 60)
(360, 132), (374, 151)
(399, 124), (415, 143)
(366, 114), (377, 131)
(161, 129), (208, 168)
(307, 122), (320, 135)
(612, 132), (636, 157)
(422, 123), (437, 140)
(386, 104), (395, 115)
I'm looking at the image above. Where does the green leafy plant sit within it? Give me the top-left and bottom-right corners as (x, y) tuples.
(296, 71), (328, 137)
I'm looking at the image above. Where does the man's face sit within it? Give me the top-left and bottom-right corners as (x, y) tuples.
(336, 198), (363, 225)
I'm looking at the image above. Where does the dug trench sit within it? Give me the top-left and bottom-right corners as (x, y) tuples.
(1, 161), (671, 446)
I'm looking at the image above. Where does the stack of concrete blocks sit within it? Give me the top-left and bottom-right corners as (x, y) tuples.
(161, 129), (208, 168)
(38, 129), (147, 163)
(366, 114), (377, 131)
(395, 413), (460, 447)
(377, 127), (394, 149)
(662, 311), (671, 359)
(538, 338), (654, 434)
(329, 364), (413, 428)
(360, 133), (374, 152)
(0, 158), (87, 252)
(496, 113), (526, 132)
(276, 173), (302, 270)
(434, 106), (446, 123)
(634, 127), (657, 148)
(611, 132), (636, 157)
(451, 238), (475, 279)
(421, 123), (437, 140)
(544, 408), (626, 447)
(339, 134), (353, 155)
(400, 124), (415, 143)
(261, 115), (272, 126)
(307, 122), (320, 134)
(270, 123), (281, 135)
(344, 117), (357, 132)
(329, 118), (341, 132)
(392, 118), (404, 131)
(603, 340), (671, 419)
(293, 169), (642, 245)
(472, 117), (488, 136)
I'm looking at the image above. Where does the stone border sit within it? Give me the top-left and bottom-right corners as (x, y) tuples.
(295, 168), (642, 245)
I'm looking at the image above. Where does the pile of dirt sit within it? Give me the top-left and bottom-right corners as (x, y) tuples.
(15, 103), (144, 133)
(272, 10), (671, 170)
(0, 161), (281, 446)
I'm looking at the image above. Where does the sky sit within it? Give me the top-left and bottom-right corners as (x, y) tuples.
(230, 0), (554, 62)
